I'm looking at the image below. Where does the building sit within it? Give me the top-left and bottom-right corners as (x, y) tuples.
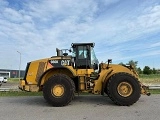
(0, 69), (25, 78)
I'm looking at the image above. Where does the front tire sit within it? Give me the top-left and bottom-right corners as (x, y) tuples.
(43, 74), (75, 107)
(107, 72), (141, 106)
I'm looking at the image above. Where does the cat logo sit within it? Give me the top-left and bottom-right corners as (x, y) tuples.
(61, 60), (70, 65)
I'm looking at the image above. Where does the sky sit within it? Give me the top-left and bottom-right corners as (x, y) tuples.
(0, 0), (160, 70)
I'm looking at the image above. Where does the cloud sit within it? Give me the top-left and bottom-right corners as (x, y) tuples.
(0, 0), (160, 69)
(134, 4), (160, 32)
(150, 42), (160, 47)
(91, 2), (160, 62)
(0, 0), (101, 69)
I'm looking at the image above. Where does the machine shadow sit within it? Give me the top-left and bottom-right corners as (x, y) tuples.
(71, 95), (115, 106)
(10, 95), (115, 107)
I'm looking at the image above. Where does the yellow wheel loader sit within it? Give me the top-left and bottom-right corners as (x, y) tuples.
(19, 43), (150, 107)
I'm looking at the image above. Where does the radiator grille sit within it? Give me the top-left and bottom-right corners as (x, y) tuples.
(36, 62), (45, 82)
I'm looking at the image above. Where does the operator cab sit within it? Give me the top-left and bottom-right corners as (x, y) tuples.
(71, 43), (99, 70)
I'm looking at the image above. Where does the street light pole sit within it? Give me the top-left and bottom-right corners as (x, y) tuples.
(17, 51), (21, 80)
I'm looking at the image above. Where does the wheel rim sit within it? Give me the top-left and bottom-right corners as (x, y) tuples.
(52, 84), (64, 97)
(117, 82), (133, 97)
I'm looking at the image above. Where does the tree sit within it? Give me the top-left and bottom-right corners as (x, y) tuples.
(152, 68), (157, 74)
(124, 60), (138, 72)
(143, 66), (152, 75)
(127, 60), (138, 69)
(119, 60), (138, 70)
(137, 67), (142, 74)
(119, 62), (125, 66)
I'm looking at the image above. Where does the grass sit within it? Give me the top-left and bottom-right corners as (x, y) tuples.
(139, 74), (160, 85)
(8, 78), (20, 82)
(148, 89), (160, 94)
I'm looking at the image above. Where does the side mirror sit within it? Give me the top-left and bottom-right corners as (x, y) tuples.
(93, 63), (98, 70)
(107, 59), (112, 69)
(68, 48), (72, 52)
(108, 59), (112, 64)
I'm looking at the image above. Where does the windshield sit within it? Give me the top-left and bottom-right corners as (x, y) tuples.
(91, 47), (99, 67)
(72, 48), (76, 57)
(72, 46), (88, 59)
(71, 45), (99, 70)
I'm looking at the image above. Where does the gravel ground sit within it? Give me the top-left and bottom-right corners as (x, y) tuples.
(0, 95), (159, 120)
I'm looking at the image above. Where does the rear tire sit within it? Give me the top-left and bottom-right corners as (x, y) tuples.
(43, 74), (75, 107)
(107, 72), (141, 106)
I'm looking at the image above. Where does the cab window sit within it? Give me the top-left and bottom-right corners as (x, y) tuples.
(78, 46), (88, 59)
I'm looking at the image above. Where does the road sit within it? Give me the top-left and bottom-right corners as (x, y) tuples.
(0, 81), (18, 89)
(0, 81), (19, 91)
(0, 95), (159, 120)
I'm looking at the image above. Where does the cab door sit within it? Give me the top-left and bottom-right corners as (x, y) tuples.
(75, 45), (91, 69)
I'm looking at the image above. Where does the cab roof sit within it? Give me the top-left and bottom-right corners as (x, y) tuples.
(71, 43), (95, 47)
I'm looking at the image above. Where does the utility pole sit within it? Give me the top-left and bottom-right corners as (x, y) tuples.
(17, 51), (21, 80)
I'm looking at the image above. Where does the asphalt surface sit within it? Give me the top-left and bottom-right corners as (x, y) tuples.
(0, 81), (18, 89)
(0, 81), (19, 92)
(0, 95), (159, 120)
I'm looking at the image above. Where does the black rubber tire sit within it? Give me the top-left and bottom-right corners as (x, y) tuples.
(107, 72), (141, 106)
(43, 74), (75, 107)
(104, 86), (108, 95)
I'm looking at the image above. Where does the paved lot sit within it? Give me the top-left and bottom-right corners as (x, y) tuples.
(0, 81), (18, 89)
(0, 95), (159, 120)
